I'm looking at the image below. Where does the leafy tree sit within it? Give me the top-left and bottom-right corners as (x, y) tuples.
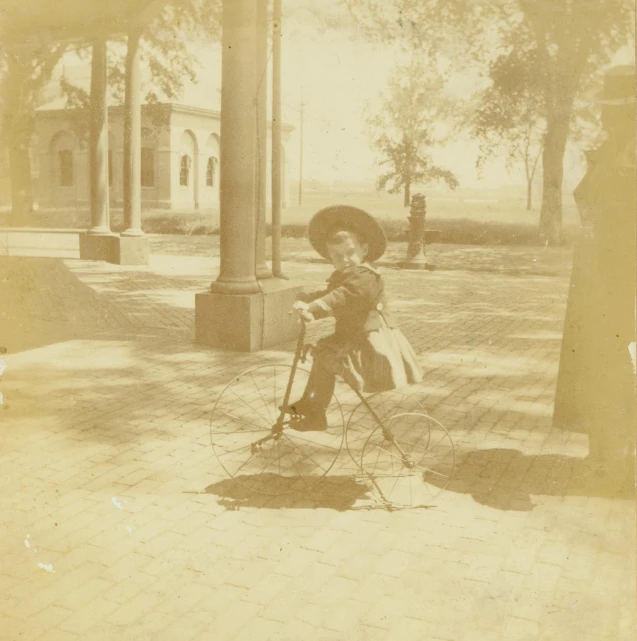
(471, 48), (545, 211)
(0, 0), (221, 220)
(0, 44), (68, 221)
(368, 55), (458, 207)
(343, 0), (634, 245)
(60, 0), (222, 139)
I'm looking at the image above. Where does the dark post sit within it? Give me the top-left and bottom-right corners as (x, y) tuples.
(400, 193), (434, 270)
(298, 91), (304, 206)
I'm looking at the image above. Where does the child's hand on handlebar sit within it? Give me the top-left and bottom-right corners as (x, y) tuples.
(291, 301), (315, 323)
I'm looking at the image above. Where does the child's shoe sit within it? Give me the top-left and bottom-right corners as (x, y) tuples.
(289, 412), (328, 432)
(281, 396), (314, 417)
(281, 395), (328, 431)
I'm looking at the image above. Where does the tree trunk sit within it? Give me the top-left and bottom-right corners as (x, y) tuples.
(2, 45), (66, 225)
(535, 39), (585, 246)
(526, 179), (532, 211)
(8, 134), (33, 224)
(403, 181), (411, 207)
(3, 55), (35, 224)
(538, 112), (570, 246)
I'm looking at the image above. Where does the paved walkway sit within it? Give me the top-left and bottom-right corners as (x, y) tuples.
(0, 245), (635, 641)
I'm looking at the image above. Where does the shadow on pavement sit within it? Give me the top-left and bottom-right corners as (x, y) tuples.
(0, 257), (111, 353)
(440, 448), (635, 511)
(202, 474), (372, 511)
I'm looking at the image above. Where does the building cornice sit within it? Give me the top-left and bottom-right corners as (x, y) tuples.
(36, 101), (295, 133)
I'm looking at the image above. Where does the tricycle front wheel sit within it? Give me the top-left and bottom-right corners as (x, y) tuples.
(210, 364), (345, 495)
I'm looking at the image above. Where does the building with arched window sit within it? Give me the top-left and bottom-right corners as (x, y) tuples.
(33, 101), (293, 211)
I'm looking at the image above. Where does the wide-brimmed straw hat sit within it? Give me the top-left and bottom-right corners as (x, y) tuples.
(308, 205), (387, 263)
(597, 65), (635, 106)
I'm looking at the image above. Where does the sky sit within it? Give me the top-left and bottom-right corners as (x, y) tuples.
(52, 0), (635, 192)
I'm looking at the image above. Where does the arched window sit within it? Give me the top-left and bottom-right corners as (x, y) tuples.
(58, 150), (73, 186)
(141, 148), (155, 187)
(206, 156), (218, 187)
(180, 155), (191, 186)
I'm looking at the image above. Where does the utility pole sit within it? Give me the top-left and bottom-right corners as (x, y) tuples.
(298, 89), (304, 206)
(271, 0), (285, 278)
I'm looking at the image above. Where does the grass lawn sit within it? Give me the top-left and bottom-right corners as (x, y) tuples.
(147, 234), (573, 278)
(0, 186), (581, 246)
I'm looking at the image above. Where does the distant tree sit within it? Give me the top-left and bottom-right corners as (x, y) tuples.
(471, 48), (545, 211)
(0, 0), (221, 221)
(343, 0), (634, 245)
(368, 55), (458, 207)
(0, 44), (67, 221)
(60, 0), (222, 140)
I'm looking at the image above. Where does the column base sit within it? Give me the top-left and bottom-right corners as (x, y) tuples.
(195, 278), (302, 352)
(256, 264), (273, 279)
(79, 232), (118, 262)
(399, 261), (436, 271)
(112, 234), (149, 265)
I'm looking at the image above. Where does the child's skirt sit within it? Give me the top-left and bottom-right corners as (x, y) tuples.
(313, 321), (423, 394)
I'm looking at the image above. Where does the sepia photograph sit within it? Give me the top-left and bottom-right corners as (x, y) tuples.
(0, 0), (635, 639)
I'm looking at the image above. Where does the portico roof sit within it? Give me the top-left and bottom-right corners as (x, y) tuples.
(0, 0), (168, 46)
(34, 100), (295, 133)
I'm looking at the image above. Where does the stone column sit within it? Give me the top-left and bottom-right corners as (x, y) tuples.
(195, 0), (301, 351)
(210, 0), (260, 294)
(80, 38), (116, 262)
(255, 0), (271, 279)
(123, 30), (143, 236)
(89, 38), (110, 235)
(114, 29), (150, 265)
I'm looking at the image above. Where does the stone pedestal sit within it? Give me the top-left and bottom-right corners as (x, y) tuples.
(195, 279), (301, 351)
(112, 235), (149, 265)
(79, 232), (117, 262)
(400, 193), (435, 271)
(400, 256), (436, 270)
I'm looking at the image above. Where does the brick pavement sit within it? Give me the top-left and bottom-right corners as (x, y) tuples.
(0, 247), (635, 641)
